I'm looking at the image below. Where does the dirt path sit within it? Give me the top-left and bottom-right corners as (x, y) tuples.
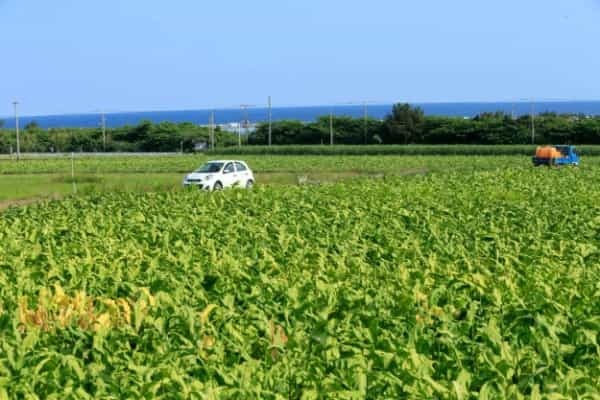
(0, 195), (62, 212)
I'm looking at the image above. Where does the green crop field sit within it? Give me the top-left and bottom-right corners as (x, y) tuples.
(0, 154), (526, 174)
(0, 158), (598, 398)
(0, 154), (541, 205)
(1, 153), (600, 206)
(3, 153), (600, 175)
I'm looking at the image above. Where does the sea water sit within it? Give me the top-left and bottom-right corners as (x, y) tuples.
(4, 101), (600, 129)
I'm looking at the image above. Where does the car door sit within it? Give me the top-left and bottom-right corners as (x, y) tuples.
(221, 162), (237, 187)
(234, 162), (250, 184)
(570, 148), (579, 164)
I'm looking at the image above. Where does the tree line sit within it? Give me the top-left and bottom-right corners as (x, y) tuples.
(249, 103), (600, 145)
(2, 104), (600, 153)
(0, 120), (238, 153)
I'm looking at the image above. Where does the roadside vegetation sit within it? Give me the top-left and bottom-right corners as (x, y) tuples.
(211, 144), (600, 156)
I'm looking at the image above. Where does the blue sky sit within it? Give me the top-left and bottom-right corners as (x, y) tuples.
(1, 0), (600, 116)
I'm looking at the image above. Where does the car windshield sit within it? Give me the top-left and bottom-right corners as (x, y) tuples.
(195, 162), (224, 173)
(556, 147), (569, 156)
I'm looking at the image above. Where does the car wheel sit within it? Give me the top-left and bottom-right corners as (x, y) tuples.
(213, 181), (223, 191)
(246, 180), (254, 189)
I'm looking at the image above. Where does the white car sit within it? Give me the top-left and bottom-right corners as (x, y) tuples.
(183, 160), (255, 190)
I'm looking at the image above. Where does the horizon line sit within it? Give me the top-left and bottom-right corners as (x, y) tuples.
(3, 98), (600, 119)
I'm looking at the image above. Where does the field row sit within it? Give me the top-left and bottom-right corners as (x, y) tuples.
(3, 154), (599, 175)
(6, 146), (600, 161)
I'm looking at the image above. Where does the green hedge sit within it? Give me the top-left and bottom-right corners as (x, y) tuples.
(208, 145), (600, 156)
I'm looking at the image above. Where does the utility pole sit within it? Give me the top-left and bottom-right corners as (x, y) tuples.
(336, 100), (376, 144)
(239, 104), (255, 147)
(100, 111), (107, 151)
(71, 152), (76, 194)
(13, 101), (20, 160)
(363, 101), (368, 145)
(329, 107), (334, 145)
(531, 101), (536, 145)
(209, 111), (215, 150)
(268, 96), (272, 146)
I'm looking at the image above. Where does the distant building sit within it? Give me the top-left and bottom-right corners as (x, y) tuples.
(193, 141), (208, 152)
(219, 122), (257, 133)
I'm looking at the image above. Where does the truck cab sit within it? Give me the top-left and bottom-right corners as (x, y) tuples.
(532, 145), (580, 167)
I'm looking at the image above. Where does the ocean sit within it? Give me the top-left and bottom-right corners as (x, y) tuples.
(4, 101), (600, 129)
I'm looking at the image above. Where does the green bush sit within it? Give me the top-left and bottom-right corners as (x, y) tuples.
(209, 144), (600, 156)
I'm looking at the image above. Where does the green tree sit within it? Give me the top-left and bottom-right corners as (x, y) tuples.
(250, 120), (308, 145)
(25, 121), (41, 132)
(574, 117), (600, 144)
(383, 103), (425, 144)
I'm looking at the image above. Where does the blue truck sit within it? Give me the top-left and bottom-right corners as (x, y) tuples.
(532, 145), (580, 167)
